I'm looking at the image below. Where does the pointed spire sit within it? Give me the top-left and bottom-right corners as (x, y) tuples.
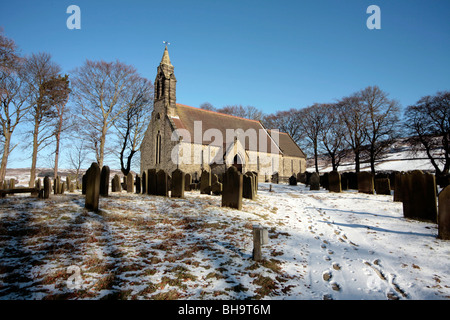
(160, 45), (172, 66)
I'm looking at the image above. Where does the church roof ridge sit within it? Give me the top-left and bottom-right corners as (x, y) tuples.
(175, 103), (262, 124)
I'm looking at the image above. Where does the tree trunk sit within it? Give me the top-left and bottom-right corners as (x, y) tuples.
(54, 132), (60, 179)
(314, 141), (319, 173)
(354, 150), (360, 173)
(29, 118), (39, 187)
(98, 123), (108, 168)
(0, 132), (12, 184)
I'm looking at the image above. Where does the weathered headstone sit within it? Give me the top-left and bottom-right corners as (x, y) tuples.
(171, 169), (185, 198)
(222, 166), (243, 210)
(82, 174), (87, 195)
(147, 169), (157, 195)
(43, 176), (51, 199)
(393, 172), (404, 202)
(438, 185), (450, 240)
(185, 173), (192, 192)
(357, 172), (374, 194)
(9, 178), (15, 189)
(156, 169), (168, 196)
(100, 165), (110, 197)
(60, 182), (65, 194)
(328, 171), (342, 193)
(111, 174), (121, 192)
(375, 178), (391, 195)
(141, 171), (146, 194)
(320, 173), (329, 190)
(85, 162), (100, 212)
(297, 172), (306, 184)
(211, 181), (222, 195)
(126, 172), (134, 193)
(200, 170), (211, 195)
(54, 176), (61, 195)
(122, 176), (127, 191)
(289, 174), (297, 186)
(309, 172), (320, 191)
(402, 170), (437, 222)
(135, 175), (141, 194)
(346, 172), (358, 190)
(252, 226), (268, 261)
(340, 173), (348, 190)
(243, 172), (256, 200)
(271, 172), (279, 184)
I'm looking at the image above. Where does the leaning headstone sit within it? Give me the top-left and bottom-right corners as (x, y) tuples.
(289, 175), (297, 186)
(328, 171), (342, 193)
(100, 165), (110, 197)
(171, 169), (185, 198)
(43, 176), (51, 199)
(375, 178), (391, 195)
(243, 173), (256, 200)
(185, 173), (192, 192)
(147, 169), (157, 195)
(222, 166), (243, 210)
(402, 170), (437, 222)
(127, 172), (134, 193)
(156, 170), (168, 197)
(357, 172), (374, 194)
(438, 185), (450, 240)
(85, 162), (101, 212)
(200, 170), (211, 195)
(309, 172), (320, 191)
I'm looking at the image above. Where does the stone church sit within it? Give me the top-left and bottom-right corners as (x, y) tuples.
(140, 46), (306, 181)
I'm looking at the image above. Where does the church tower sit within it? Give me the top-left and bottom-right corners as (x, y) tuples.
(154, 45), (177, 116)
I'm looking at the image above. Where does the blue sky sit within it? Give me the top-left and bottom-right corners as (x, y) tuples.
(1, 0), (449, 168)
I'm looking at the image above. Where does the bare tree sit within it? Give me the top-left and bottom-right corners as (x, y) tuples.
(199, 102), (215, 111)
(298, 104), (327, 173)
(216, 104), (264, 120)
(67, 139), (88, 181)
(360, 86), (400, 174)
(262, 108), (303, 144)
(113, 76), (153, 176)
(320, 103), (348, 171)
(337, 94), (369, 173)
(23, 52), (62, 186)
(0, 31), (31, 183)
(71, 59), (140, 168)
(404, 91), (450, 176)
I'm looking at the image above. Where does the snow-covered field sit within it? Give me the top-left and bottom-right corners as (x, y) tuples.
(0, 182), (448, 300)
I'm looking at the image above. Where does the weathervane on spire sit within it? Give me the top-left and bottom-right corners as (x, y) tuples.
(163, 41), (171, 46)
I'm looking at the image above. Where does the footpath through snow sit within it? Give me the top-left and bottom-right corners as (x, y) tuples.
(0, 182), (448, 300)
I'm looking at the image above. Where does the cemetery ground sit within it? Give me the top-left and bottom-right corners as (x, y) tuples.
(0, 182), (449, 300)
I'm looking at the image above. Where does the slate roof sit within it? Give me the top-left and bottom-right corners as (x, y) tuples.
(169, 103), (306, 158)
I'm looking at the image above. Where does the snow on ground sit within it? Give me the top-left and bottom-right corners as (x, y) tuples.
(0, 183), (449, 300)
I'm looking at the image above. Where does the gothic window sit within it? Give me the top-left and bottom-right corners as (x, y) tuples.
(156, 131), (162, 164)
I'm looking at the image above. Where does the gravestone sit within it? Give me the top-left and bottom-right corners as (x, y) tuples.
(60, 182), (65, 194)
(402, 170), (437, 222)
(156, 170), (168, 196)
(141, 171), (146, 194)
(54, 176), (61, 195)
(247, 171), (257, 195)
(135, 175), (141, 194)
(43, 176), (51, 199)
(393, 172), (404, 202)
(243, 173), (255, 200)
(320, 173), (329, 190)
(171, 169), (185, 198)
(185, 173), (192, 191)
(111, 174), (121, 192)
(340, 173), (348, 190)
(271, 172), (279, 184)
(328, 171), (342, 193)
(346, 172), (358, 190)
(289, 175), (297, 186)
(147, 169), (157, 195)
(438, 185), (450, 240)
(212, 181), (223, 195)
(85, 162), (100, 212)
(357, 172), (374, 194)
(375, 178), (391, 195)
(82, 174), (87, 195)
(222, 166), (243, 210)
(297, 172), (306, 184)
(200, 170), (211, 195)
(9, 178), (15, 189)
(100, 165), (110, 197)
(126, 172), (134, 193)
(309, 172), (320, 191)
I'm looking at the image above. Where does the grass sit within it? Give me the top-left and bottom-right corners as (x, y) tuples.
(0, 192), (294, 300)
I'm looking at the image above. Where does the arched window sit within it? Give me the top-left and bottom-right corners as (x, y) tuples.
(156, 131), (162, 164)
